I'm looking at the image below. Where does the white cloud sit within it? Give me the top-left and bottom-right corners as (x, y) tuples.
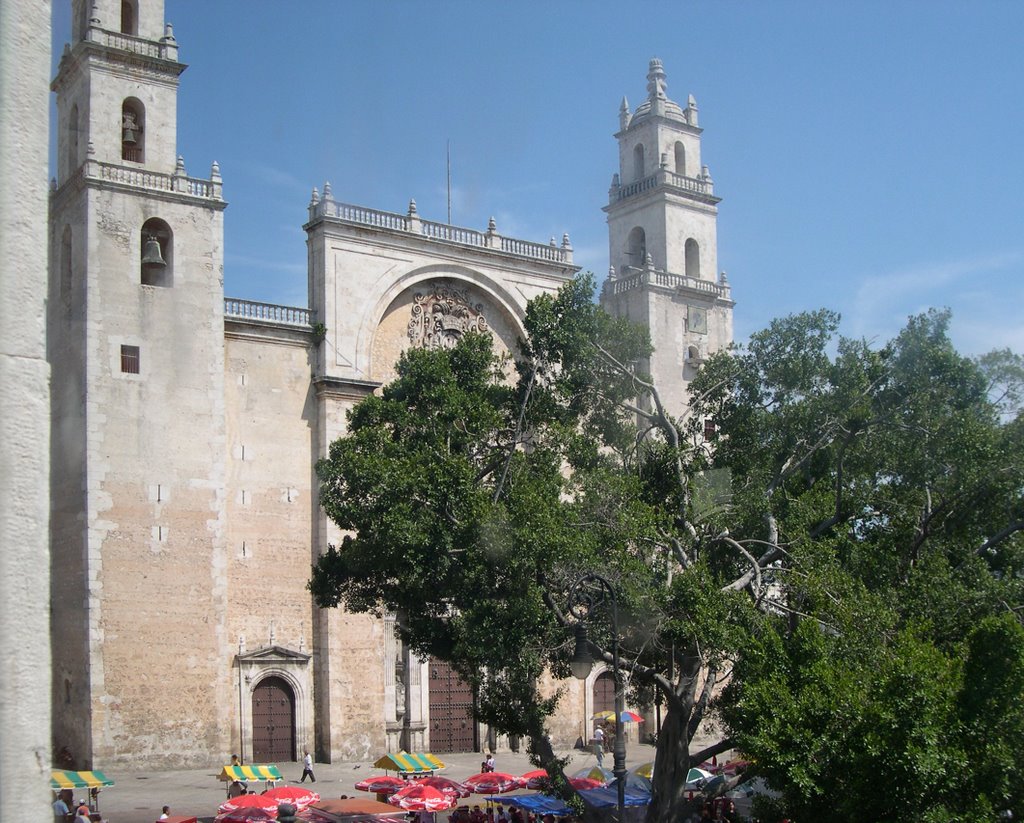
(848, 251), (1024, 354)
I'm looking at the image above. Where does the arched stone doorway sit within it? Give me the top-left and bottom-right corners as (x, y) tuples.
(252, 675), (296, 762)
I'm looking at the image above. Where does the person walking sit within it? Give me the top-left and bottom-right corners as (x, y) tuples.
(299, 749), (316, 783)
(593, 725), (605, 767)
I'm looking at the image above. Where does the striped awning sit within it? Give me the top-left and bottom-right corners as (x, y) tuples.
(372, 752), (446, 774)
(50, 770), (115, 790)
(218, 764), (284, 782)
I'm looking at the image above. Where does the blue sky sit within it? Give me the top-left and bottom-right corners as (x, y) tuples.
(51, 1), (1024, 355)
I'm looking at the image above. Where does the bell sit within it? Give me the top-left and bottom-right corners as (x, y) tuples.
(122, 125), (137, 144)
(141, 236), (166, 267)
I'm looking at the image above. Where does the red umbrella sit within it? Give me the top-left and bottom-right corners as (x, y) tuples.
(518, 769), (549, 790)
(568, 777), (604, 790)
(262, 786), (321, 810)
(215, 805), (278, 823)
(389, 784), (457, 812)
(412, 776), (470, 799)
(219, 794), (280, 816)
(462, 772), (520, 794)
(354, 775), (408, 794)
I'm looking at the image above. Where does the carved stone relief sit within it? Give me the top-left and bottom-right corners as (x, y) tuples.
(408, 282), (489, 349)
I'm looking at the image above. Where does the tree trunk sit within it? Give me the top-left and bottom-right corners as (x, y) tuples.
(645, 702), (699, 823)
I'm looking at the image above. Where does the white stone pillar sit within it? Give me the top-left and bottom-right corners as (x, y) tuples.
(0, 1), (53, 822)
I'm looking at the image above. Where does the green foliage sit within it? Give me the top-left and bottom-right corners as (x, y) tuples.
(311, 275), (1024, 822)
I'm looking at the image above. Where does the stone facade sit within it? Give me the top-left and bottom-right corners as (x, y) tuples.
(47, 1), (732, 770)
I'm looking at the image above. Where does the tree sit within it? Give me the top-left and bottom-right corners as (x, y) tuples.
(312, 278), (1024, 822)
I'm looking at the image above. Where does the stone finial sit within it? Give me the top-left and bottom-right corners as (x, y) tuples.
(162, 23), (176, 41)
(619, 96), (632, 130)
(561, 233), (572, 250)
(87, 140), (95, 156)
(645, 252), (654, 269)
(701, 164), (713, 185)
(687, 94), (699, 126)
(608, 265), (616, 281)
(239, 634), (246, 654)
(646, 58), (667, 101)
(549, 237), (557, 247)
(322, 181), (334, 201)
(719, 271), (729, 285)
(210, 161), (221, 181)
(488, 216), (497, 232)
(89, 1), (100, 25)
(174, 155), (186, 175)
(310, 187), (320, 205)
(660, 152), (668, 169)
(408, 198), (418, 216)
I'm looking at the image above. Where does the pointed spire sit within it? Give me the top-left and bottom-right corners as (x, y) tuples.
(407, 198), (418, 216)
(310, 186), (320, 205)
(210, 161), (221, 181)
(561, 232), (572, 250)
(174, 155), (186, 176)
(323, 181), (334, 201)
(488, 216), (497, 232)
(619, 96), (632, 130)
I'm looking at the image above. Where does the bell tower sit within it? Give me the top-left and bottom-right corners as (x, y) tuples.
(601, 59), (734, 418)
(49, 0), (231, 767)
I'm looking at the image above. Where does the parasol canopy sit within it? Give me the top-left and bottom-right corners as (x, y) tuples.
(372, 752), (446, 775)
(218, 794), (280, 816)
(263, 786), (321, 809)
(389, 783), (457, 812)
(592, 710), (644, 723)
(354, 775), (408, 794)
(462, 772), (520, 794)
(215, 806), (278, 823)
(51, 770), (115, 790)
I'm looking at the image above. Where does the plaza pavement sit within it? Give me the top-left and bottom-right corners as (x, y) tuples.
(91, 743), (659, 823)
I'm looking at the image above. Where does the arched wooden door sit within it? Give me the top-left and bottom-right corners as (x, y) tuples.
(593, 671), (616, 715)
(252, 675), (296, 762)
(428, 658), (476, 753)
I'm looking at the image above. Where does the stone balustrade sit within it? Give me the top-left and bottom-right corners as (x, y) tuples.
(309, 197), (573, 265)
(91, 27), (178, 61)
(224, 299), (312, 327)
(611, 169), (718, 204)
(610, 267), (730, 299)
(82, 159), (223, 201)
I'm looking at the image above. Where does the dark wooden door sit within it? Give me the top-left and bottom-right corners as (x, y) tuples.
(428, 658), (476, 753)
(252, 676), (296, 762)
(594, 671), (616, 715)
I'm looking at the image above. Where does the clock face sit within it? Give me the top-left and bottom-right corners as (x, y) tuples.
(689, 306), (707, 335)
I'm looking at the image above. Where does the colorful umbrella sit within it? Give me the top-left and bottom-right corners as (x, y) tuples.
(592, 710), (644, 723)
(569, 777), (604, 790)
(354, 775), (408, 794)
(632, 762), (654, 779)
(389, 784), (457, 812)
(215, 806), (278, 823)
(518, 769), (549, 790)
(218, 794), (281, 816)
(462, 772), (521, 794)
(263, 786), (321, 810)
(685, 768), (713, 789)
(372, 752), (446, 775)
(412, 776), (470, 799)
(573, 766), (614, 784)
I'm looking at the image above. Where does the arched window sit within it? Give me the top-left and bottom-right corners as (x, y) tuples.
(121, 0), (138, 35)
(140, 218), (172, 287)
(627, 227), (646, 270)
(60, 226), (73, 313)
(685, 238), (700, 279)
(66, 104), (80, 180)
(633, 143), (645, 181)
(674, 141), (686, 176)
(121, 99), (144, 163)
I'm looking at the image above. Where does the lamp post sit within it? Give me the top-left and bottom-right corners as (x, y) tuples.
(567, 572), (626, 823)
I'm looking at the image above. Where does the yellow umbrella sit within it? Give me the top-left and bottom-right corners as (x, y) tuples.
(633, 762), (654, 779)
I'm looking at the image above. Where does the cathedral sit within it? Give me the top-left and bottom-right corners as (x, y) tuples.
(48, 0), (734, 770)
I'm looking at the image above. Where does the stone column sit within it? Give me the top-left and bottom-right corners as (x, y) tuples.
(0, 1), (53, 821)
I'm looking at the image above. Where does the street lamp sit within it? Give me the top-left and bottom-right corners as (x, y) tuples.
(567, 572), (627, 823)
